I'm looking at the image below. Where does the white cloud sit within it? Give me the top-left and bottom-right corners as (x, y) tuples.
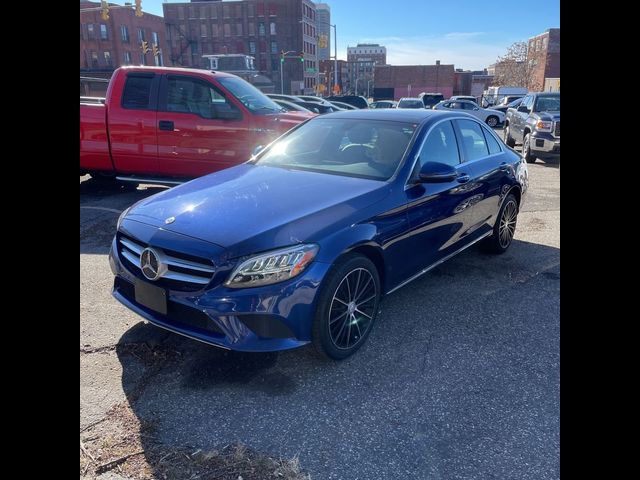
(340, 33), (509, 71)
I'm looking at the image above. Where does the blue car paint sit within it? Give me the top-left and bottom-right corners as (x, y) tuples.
(110, 109), (527, 352)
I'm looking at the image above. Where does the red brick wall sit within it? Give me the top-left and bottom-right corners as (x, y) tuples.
(375, 65), (455, 99)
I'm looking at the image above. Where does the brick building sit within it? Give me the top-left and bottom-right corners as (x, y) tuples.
(80, 1), (170, 76)
(374, 62), (455, 100)
(162, 0), (318, 95)
(527, 28), (560, 91)
(346, 43), (386, 95)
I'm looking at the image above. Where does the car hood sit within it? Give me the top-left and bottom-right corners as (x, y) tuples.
(537, 111), (560, 121)
(126, 164), (389, 258)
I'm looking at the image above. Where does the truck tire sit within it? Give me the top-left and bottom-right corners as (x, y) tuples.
(504, 124), (516, 147)
(523, 133), (536, 163)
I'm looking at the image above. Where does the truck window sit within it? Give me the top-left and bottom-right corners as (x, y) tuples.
(164, 76), (239, 119)
(122, 75), (153, 110)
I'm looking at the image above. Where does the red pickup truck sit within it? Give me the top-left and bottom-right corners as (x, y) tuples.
(80, 66), (314, 184)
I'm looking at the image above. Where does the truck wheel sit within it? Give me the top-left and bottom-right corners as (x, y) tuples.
(504, 125), (516, 147)
(486, 116), (499, 128)
(523, 133), (536, 163)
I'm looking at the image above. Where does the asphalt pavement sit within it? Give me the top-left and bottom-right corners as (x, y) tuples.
(80, 154), (559, 480)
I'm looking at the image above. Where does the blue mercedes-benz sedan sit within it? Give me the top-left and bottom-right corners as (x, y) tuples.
(109, 109), (528, 359)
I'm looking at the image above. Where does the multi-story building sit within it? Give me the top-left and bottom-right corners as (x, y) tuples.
(373, 62), (455, 100)
(315, 3), (331, 61)
(80, 1), (170, 76)
(347, 43), (386, 95)
(527, 28), (560, 92)
(319, 59), (347, 95)
(162, 0), (318, 95)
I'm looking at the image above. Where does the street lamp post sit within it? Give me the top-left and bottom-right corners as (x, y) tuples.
(280, 50), (295, 94)
(367, 79), (373, 99)
(315, 20), (338, 94)
(356, 78), (362, 96)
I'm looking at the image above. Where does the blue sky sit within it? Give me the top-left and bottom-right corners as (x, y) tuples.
(142, 0), (559, 70)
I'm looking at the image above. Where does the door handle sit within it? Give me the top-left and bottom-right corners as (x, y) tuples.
(499, 162), (509, 171)
(456, 174), (470, 184)
(158, 120), (174, 131)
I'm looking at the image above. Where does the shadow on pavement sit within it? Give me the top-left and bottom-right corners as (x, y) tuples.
(115, 239), (560, 479)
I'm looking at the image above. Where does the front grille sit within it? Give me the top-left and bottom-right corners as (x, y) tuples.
(118, 233), (215, 290)
(554, 121), (560, 137)
(114, 277), (224, 336)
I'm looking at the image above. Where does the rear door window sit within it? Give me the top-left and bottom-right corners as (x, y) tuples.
(456, 119), (489, 161)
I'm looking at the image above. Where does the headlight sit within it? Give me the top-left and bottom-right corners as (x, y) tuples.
(225, 244), (319, 289)
(116, 206), (131, 230)
(535, 120), (553, 132)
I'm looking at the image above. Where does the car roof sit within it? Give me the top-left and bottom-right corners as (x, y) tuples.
(399, 97), (423, 101)
(320, 108), (460, 124)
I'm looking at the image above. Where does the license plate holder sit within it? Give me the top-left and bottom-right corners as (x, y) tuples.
(134, 280), (167, 315)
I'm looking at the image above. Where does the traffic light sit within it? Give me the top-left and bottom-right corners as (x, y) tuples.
(152, 44), (160, 57)
(299, 52), (304, 62)
(135, 0), (143, 17)
(141, 41), (150, 54)
(100, 0), (109, 20)
(280, 51), (284, 63)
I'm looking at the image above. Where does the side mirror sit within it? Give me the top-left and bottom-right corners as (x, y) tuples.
(517, 105), (530, 113)
(418, 162), (458, 183)
(252, 145), (265, 157)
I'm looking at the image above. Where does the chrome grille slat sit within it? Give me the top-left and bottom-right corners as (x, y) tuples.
(554, 121), (560, 137)
(117, 235), (215, 287)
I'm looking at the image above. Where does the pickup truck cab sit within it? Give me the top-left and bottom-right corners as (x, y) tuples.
(80, 66), (314, 184)
(504, 92), (560, 163)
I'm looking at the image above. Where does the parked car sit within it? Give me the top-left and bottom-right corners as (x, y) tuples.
(449, 95), (478, 104)
(267, 93), (307, 103)
(297, 95), (335, 107)
(499, 95), (525, 106)
(80, 67), (312, 185)
(418, 92), (445, 108)
(272, 99), (318, 114)
(397, 98), (425, 109)
(489, 97), (523, 115)
(110, 109), (528, 360)
(504, 92), (560, 163)
(325, 95), (370, 109)
(433, 100), (505, 127)
(370, 100), (398, 109)
(329, 100), (358, 110)
(298, 102), (342, 114)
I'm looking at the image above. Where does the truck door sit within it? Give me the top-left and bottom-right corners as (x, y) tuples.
(107, 72), (160, 174)
(155, 74), (252, 178)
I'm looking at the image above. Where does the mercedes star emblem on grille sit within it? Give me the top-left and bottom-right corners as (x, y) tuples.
(140, 248), (162, 281)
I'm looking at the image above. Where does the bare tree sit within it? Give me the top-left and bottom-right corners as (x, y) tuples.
(493, 41), (543, 91)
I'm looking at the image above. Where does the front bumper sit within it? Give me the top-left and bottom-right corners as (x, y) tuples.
(531, 131), (560, 157)
(109, 237), (332, 352)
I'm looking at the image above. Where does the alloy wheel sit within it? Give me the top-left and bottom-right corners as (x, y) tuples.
(498, 200), (517, 248)
(328, 268), (377, 350)
(487, 116), (498, 127)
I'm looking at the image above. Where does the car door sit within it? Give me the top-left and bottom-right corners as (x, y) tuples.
(453, 118), (510, 238)
(460, 101), (483, 121)
(403, 119), (482, 273)
(156, 74), (251, 177)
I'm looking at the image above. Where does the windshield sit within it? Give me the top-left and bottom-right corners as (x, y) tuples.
(218, 76), (282, 114)
(398, 100), (424, 108)
(254, 118), (418, 180)
(535, 96), (560, 112)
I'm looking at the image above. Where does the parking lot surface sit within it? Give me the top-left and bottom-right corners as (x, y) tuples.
(80, 153), (559, 479)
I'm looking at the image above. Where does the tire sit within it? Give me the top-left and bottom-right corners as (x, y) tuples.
(523, 133), (536, 163)
(480, 193), (519, 254)
(504, 124), (516, 147)
(486, 115), (499, 128)
(312, 253), (381, 360)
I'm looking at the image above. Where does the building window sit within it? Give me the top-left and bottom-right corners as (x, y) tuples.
(237, 23), (243, 36)
(211, 24), (218, 37)
(224, 24), (231, 37)
(236, 4), (242, 17)
(87, 24), (95, 40)
(270, 22), (276, 35)
(268, 3), (277, 16)
(100, 24), (108, 40)
(200, 6), (207, 18)
(223, 5), (230, 18)
(249, 41), (256, 54)
(201, 23), (207, 37)
(178, 7), (185, 20)
(91, 51), (99, 68)
(210, 5), (217, 19)
(140, 53), (146, 66)
(103, 51), (112, 66)
(258, 22), (265, 35)
(152, 31), (159, 45)
(248, 3), (255, 16)
(137, 28), (145, 43)
(120, 25), (129, 43)
(248, 23), (255, 36)
(123, 51), (132, 65)
(271, 41), (278, 53)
